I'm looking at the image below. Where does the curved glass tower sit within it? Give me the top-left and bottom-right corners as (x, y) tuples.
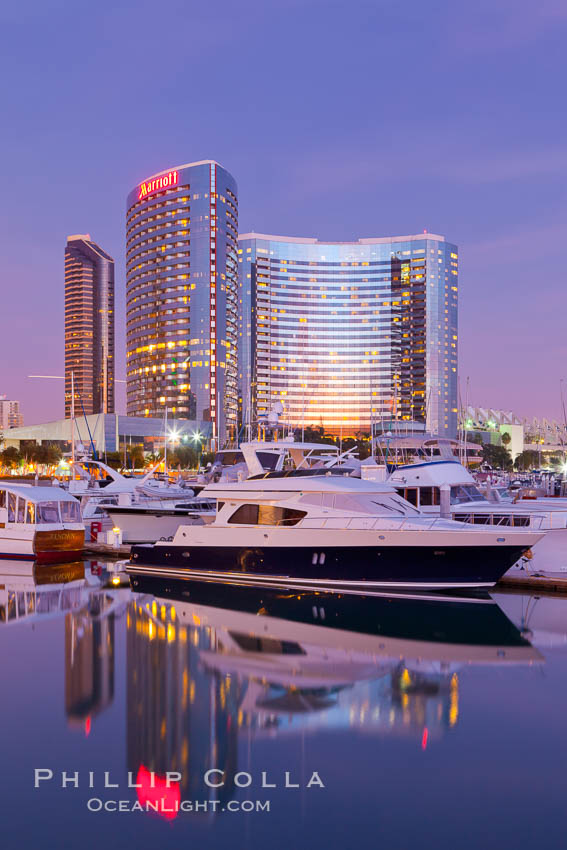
(64, 234), (115, 417)
(238, 233), (458, 437)
(126, 161), (238, 444)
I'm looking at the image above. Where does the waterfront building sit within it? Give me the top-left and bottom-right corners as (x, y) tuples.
(64, 235), (115, 417)
(238, 233), (458, 437)
(0, 396), (24, 430)
(126, 161), (238, 446)
(0, 414), (211, 455)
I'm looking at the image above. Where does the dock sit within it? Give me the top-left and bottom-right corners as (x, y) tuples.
(497, 572), (567, 594)
(83, 542), (131, 558)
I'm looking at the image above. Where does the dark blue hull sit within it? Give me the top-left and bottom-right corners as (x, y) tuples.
(128, 543), (527, 589)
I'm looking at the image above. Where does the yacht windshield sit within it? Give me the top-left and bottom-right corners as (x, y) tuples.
(450, 485), (488, 505)
(60, 501), (81, 522)
(37, 502), (61, 524)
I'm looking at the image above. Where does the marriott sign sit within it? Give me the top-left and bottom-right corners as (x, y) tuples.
(138, 170), (179, 200)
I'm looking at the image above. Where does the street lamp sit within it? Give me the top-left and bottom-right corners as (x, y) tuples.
(191, 431), (203, 471)
(168, 429), (180, 446)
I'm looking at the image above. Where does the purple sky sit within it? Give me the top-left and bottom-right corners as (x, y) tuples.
(1, 0), (566, 425)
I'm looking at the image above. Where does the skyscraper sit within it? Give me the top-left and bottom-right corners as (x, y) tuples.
(64, 234), (115, 417)
(238, 232), (458, 437)
(0, 396), (23, 430)
(126, 161), (238, 445)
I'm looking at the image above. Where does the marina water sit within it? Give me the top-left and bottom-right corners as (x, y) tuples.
(1, 558), (566, 850)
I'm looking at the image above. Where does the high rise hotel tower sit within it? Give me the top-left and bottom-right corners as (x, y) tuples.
(238, 233), (458, 437)
(64, 235), (115, 417)
(126, 161), (238, 443)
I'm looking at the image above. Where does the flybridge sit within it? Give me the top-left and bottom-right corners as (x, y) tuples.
(138, 170), (178, 200)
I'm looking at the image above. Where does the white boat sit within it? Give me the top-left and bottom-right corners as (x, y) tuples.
(388, 460), (567, 573)
(68, 459), (195, 500)
(101, 447), (287, 544)
(0, 484), (84, 563)
(102, 498), (216, 544)
(126, 442), (542, 591)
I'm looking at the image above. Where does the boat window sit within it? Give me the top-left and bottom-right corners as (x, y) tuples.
(215, 451), (244, 466)
(8, 493), (16, 522)
(37, 502), (61, 524)
(450, 485), (488, 505)
(332, 495), (374, 513)
(299, 494), (322, 506)
(419, 487), (440, 506)
(492, 515), (513, 527)
(512, 515), (530, 527)
(229, 632), (306, 654)
(0, 490), (5, 508)
(17, 498), (26, 524)
(60, 501), (81, 522)
(396, 487), (418, 507)
(371, 499), (404, 515)
(26, 502), (36, 524)
(227, 504), (306, 526)
(256, 452), (282, 471)
(390, 494), (420, 515)
(228, 503), (258, 524)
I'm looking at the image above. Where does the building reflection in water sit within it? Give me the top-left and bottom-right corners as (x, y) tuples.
(65, 593), (117, 732)
(125, 578), (542, 808)
(127, 599), (242, 809)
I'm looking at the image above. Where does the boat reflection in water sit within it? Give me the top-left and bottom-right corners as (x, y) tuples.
(126, 574), (543, 814)
(0, 559), (87, 625)
(0, 559), (130, 736)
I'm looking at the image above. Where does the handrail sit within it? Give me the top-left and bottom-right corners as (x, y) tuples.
(268, 515), (543, 531)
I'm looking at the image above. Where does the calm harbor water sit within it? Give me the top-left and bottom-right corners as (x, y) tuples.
(1, 558), (566, 850)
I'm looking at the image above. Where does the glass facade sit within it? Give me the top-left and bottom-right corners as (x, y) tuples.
(238, 233), (458, 437)
(126, 161), (238, 444)
(64, 235), (115, 417)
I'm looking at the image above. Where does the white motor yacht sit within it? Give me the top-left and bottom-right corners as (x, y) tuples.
(102, 497), (216, 544)
(0, 484), (84, 562)
(126, 442), (542, 591)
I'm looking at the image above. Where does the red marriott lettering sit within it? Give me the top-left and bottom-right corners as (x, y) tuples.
(138, 170), (178, 200)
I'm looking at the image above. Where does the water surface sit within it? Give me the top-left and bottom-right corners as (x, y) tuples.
(1, 559), (566, 850)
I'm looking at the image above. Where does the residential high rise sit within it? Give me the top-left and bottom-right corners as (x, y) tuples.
(126, 161), (238, 445)
(0, 396), (24, 430)
(238, 233), (458, 437)
(64, 235), (115, 417)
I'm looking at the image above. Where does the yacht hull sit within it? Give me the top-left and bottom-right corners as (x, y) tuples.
(0, 529), (84, 564)
(128, 543), (528, 590)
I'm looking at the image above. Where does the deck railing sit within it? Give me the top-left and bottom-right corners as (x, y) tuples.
(272, 515), (543, 531)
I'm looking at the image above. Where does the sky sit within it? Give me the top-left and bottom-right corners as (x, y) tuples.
(0, 0), (566, 425)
